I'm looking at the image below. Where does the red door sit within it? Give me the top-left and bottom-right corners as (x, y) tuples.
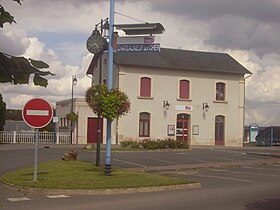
(176, 114), (189, 143)
(87, 117), (103, 144)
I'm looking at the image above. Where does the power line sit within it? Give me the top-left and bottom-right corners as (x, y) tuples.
(115, 11), (147, 23)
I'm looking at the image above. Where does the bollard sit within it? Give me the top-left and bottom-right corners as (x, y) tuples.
(104, 164), (112, 176)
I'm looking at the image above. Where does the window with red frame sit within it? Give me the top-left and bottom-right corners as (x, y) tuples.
(216, 82), (225, 101)
(140, 77), (151, 97)
(139, 112), (150, 137)
(179, 80), (190, 99)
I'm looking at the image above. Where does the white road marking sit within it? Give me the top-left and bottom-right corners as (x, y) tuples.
(27, 110), (49, 116)
(211, 169), (230, 172)
(150, 158), (183, 165)
(113, 158), (147, 168)
(176, 171), (197, 175)
(230, 171), (280, 178)
(214, 150), (242, 154)
(46, 195), (70, 199)
(187, 158), (212, 163)
(194, 174), (253, 183)
(243, 166), (280, 171)
(174, 153), (189, 155)
(7, 197), (30, 202)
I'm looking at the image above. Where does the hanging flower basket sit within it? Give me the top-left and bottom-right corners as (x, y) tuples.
(85, 84), (131, 121)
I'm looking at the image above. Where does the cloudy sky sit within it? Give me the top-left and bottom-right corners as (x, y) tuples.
(0, 0), (280, 126)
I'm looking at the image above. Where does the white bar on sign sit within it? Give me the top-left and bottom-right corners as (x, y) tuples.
(27, 110), (49, 116)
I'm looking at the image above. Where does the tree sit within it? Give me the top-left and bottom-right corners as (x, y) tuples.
(5, 109), (22, 121)
(0, 0), (54, 87)
(0, 93), (6, 131)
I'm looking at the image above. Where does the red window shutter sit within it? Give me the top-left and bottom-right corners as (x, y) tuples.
(140, 77), (151, 97)
(179, 80), (189, 99)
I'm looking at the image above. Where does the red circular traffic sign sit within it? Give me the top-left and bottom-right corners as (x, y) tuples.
(22, 98), (53, 128)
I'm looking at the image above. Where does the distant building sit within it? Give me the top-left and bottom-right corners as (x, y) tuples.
(4, 120), (32, 131)
(56, 48), (251, 146)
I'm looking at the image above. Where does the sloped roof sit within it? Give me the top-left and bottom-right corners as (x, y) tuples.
(86, 48), (251, 75)
(114, 48), (251, 74)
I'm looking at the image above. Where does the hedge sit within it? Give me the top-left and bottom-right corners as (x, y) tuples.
(120, 138), (189, 150)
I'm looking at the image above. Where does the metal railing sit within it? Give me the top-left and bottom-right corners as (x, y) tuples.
(0, 131), (71, 144)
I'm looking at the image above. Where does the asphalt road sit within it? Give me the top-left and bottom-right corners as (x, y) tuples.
(0, 144), (280, 210)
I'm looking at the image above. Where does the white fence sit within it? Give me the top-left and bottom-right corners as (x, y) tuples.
(0, 131), (71, 144)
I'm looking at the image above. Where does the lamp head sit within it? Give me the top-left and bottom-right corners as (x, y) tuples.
(73, 76), (77, 85)
(163, 100), (170, 110)
(203, 103), (209, 112)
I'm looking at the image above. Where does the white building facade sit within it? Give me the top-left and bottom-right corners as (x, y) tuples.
(57, 48), (251, 146)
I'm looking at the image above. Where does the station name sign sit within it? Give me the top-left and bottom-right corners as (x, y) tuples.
(117, 36), (160, 53)
(175, 105), (193, 111)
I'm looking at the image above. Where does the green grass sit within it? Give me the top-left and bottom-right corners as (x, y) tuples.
(1, 160), (191, 189)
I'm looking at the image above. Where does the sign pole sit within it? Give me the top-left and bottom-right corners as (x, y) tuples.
(22, 98), (53, 182)
(34, 128), (39, 182)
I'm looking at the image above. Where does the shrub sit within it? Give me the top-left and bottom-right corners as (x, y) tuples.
(141, 139), (158, 150)
(120, 138), (189, 150)
(62, 150), (78, 161)
(157, 139), (169, 149)
(120, 140), (141, 149)
(176, 140), (189, 149)
(166, 138), (177, 149)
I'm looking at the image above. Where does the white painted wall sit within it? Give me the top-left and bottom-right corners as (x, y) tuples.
(56, 54), (246, 147)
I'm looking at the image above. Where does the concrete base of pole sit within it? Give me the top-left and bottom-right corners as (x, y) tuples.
(104, 164), (112, 176)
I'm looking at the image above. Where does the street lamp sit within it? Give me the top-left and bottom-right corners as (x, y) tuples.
(71, 75), (77, 144)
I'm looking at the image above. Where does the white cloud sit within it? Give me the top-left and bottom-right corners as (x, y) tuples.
(0, 28), (92, 109)
(1, 0), (280, 127)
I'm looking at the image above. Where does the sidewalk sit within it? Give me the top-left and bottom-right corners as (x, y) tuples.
(0, 143), (86, 151)
(190, 145), (280, 158)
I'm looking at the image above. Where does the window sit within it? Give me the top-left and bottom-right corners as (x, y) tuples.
(140, 77), (151, 97)
(59, 117), (68, 128)
(216, 82), (225, 101)
(139, 112), (150, 137)
(179, 80), (190, 99)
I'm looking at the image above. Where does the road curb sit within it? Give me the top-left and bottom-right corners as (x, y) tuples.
(0, 178), (201, 195)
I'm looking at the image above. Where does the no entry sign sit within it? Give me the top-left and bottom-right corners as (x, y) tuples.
(22, 98), (53, 128)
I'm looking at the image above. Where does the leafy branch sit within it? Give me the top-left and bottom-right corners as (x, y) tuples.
(0, 52), (55, 87)
(0, 0), (55, 87)
(0, 0), (22, 28)
(66, 112), (78, 122)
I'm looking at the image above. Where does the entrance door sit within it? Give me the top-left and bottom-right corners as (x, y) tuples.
(176, 114), (189, 143)
(87, 117), (103, 144)
(215, 115), (225, 145)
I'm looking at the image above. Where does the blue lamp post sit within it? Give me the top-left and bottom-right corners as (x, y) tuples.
(104, 0), (115, 176)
